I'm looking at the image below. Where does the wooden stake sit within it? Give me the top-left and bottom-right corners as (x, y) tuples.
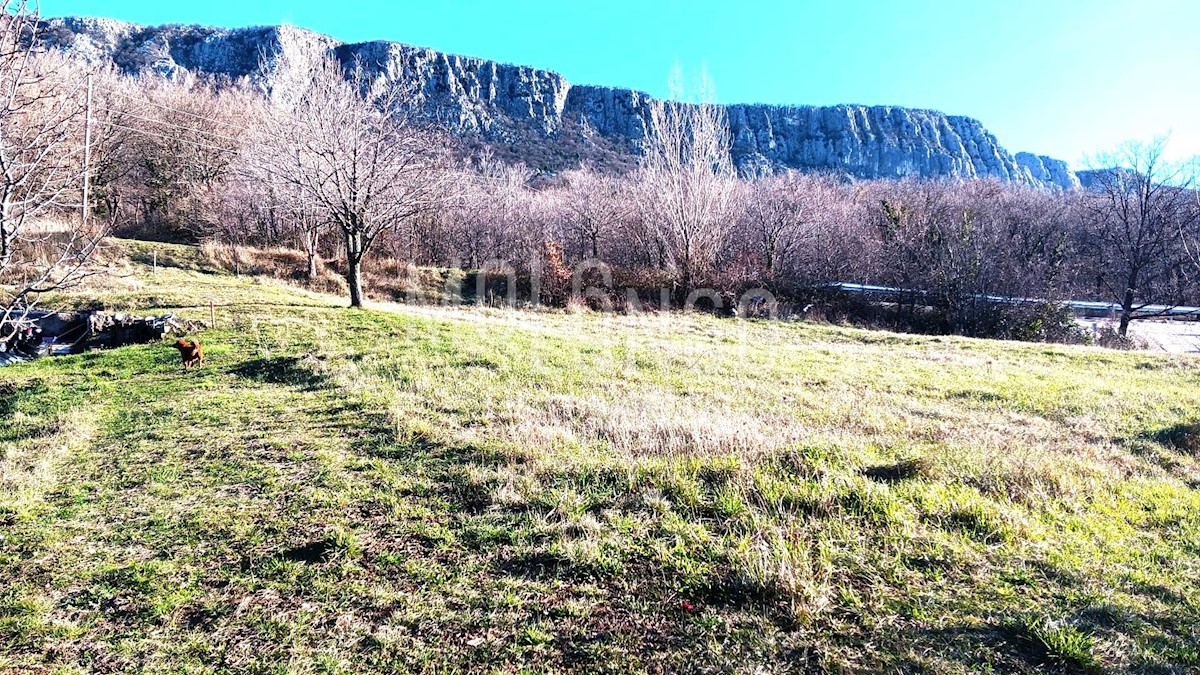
(209, 299), (216, 329)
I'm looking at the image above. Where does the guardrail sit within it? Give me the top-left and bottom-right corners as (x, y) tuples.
(823, 283), (1200, 318)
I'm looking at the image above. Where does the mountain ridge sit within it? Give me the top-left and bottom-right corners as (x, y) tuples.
(39, 16), (1081, 189)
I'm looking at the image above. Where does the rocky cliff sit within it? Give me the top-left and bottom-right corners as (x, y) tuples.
(1015, 152), (1082, 190)
(40, 17), (1080, 189)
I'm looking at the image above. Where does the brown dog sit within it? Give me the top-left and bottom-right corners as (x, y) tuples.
(173, 339), (204, 369)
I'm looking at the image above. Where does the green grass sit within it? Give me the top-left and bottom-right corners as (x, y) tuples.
(3, 240), (1200, 672)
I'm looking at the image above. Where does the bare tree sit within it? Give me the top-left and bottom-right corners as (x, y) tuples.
(561, 167), (628, 261)
(451, 155), (536, 268)
(1174, 159), (1200, 279)
(840, 177), (1089, 336)
(229, 151), (328, 280)
(131, 81), (247, 237)
(637, 72), (737, 301)
(0, 1), (103, 342)
(86, 68), (140, 227)
(1078, 138), (1200, 335)
(738, 172), (840, 277)
(794, 183), (871, 287)
(254, 53), (451, 307)
(292, 203), (328, 281)
(990, 182), (1077, 299)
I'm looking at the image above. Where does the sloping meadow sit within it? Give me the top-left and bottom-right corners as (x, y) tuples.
(310, 307), (1200, 671)
(2, 252), (1200, 672)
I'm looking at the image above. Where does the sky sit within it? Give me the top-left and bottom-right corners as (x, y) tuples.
(45, 0), (1200, 168)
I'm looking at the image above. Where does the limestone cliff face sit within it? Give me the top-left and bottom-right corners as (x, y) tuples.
(336, 40), (571, 139)
(564, 85), (655, 146)
(1015, 152), (1082, 190)
(723, 104), (1032, 183)
(40, 16), (1080, 188)
(44, 18), (338, 81)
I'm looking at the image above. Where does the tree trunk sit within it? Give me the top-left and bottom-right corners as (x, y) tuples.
(230, 242), (242, 276)
(345, 231), (365, 308)
(1118, 286), (1135, 337)
(305, 228), (319, 280)
(0, 188), (15, 271)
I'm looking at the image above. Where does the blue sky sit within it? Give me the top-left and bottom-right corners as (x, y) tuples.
(47, 1), (1200, 168)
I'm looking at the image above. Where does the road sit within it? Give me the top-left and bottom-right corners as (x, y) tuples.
(1080, 319), (1200, 353)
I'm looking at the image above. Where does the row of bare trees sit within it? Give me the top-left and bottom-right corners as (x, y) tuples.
(98, 60), (1200, 336)
(4, 0), (1197, 342)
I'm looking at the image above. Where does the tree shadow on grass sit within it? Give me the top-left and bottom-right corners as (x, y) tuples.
(1139, 422), (1200, 455)
(900, 554), (1200, 674)
(910, 622), (1093, 674)
(861, 459), (922, 483)
(230, 354), (513, 513)
(1122, 422), (1200, 488)
(230, 356), (329, 390)
(207, 353), (1200, 671)
(0, 379), (50, 443)
(0, 379), (47, 417)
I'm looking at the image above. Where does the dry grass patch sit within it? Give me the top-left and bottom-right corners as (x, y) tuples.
(0, 402), (97, 515)
(497, 390), (809, 459)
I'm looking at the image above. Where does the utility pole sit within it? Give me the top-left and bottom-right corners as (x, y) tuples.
(81, 72), (93, 228)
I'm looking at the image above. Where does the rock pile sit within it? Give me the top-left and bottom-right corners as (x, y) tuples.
(86, 312), (208, 348)
(0, 310), (208, 366)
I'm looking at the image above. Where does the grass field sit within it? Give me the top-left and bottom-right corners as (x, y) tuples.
(2, 241), (1200, 673)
